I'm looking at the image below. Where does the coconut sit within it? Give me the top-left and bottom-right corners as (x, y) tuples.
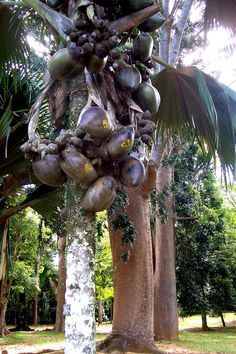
(86, 55), (107, 74)
(78, 106), (113, 138)
(124, 0), (154, 12)
(32, 154), (67, 186)
(138, 12), (165, 32)
(48, 48), (85, 81)
(81, 176), (117, 212)
(104, 126), (135, 160)
(115, 64), (142, 92)
(132, 82), (161, 115)
(60, 145), (98, 186)
(118, 155), (145, 187)
(132, 33), (154, 62)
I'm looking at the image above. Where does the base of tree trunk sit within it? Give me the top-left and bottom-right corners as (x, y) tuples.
(97, 334), (165, 353)
(10, 324), (34, 332)
(0, 327), (11, 337)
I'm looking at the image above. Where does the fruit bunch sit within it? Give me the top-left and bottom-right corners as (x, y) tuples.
(23, 0), (166, 212)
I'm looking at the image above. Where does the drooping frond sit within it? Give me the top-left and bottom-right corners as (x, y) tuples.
(204, 0), (236, 51)
(152, 66), (236, 176)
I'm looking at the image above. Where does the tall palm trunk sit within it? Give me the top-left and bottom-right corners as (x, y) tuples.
(98, 165), (164, 353)
(153, 164), (179, 339)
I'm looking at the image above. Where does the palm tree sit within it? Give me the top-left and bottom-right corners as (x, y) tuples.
(0, 0), (236, 352)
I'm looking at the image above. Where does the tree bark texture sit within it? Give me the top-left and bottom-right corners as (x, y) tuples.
(154, 164), (179, 340)
(54, 230), (66, 332)
(0, 278), (11, 336)
(98, 184), (164, 353)
(64, 74), (96, 354)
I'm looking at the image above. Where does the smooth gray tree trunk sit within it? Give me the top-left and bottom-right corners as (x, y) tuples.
(64, 75), (96, 354)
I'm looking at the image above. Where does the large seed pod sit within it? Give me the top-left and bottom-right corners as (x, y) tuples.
(86, 55), (107, 74)
(60, 145), (98, 185)
(32, 154), (67, 186)
(119, 155), (145, 187)
(138, 12), (165, 32)
(115, 64), (142, 92)
(132, 33), (153, 62)
(81, 176), (117, 212)
(78, 106), (113, 138)
(132, 82), (160, 115)
(104, 126), (135, 160)
(48, 48), (85, 81)
(125, 0), (154, 12)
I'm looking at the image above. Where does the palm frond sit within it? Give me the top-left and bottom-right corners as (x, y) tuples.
(204, 0), (236, 51)
(0, 4), (29, 79)
(152, 66), (236, 175)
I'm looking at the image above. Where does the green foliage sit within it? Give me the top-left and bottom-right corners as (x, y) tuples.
(173, 143), (236, 317)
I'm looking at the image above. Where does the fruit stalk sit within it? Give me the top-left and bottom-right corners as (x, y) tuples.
(108, 3), (161, 35)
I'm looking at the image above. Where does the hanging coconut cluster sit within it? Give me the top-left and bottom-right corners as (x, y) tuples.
(21, 0), (165, 212)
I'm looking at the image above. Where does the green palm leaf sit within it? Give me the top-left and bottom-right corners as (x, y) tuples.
(0, 4), (29, 77)
(152, 66), (236, 175)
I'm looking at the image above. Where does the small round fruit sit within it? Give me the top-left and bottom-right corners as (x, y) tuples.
(32, 154), (66, 186)
(132, 33), (153, 62)
(48, 48), (84, 81)
(104, 126), (135, 160)
(81, 176), (117, 212)
(115, 65), (142, 92)
(60, 145), (98, 185)
(118, 155), (145, 187)
(78, 106), (113, 138)
(132, 82), (160, 115)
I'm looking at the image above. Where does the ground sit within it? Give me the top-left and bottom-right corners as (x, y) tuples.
(1, 315), (235, 354)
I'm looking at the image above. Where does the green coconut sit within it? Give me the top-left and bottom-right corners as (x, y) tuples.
(138, 12), (165, 32)
(60, 145), (98, 185)
(132, 33), (154, 62)
(115, 64), (142, 92)
(104, 126), (135, 160)
(86, 55), (107, 74)
(32, 154), (66, 186)
(48, 48), (85, 81)
(118, 155), (145, 187)
(78, 106), (113, 138)
(81, 176), (117, 212)
(132, 82), (160, 115)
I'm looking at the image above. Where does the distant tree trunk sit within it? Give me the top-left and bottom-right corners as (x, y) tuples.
(98, 299), (103, 325)
(32, 297), (38, 326)
(54, 229), (66, 332)
(201, 311), (209, 331)
(0, 278), (11, 336)
(11, 293), (34, 331)
(154, 163), (179, 340)
(98, 164), (164, 354)
(220, 312), (226, 327)
(64, 74), (96, 354)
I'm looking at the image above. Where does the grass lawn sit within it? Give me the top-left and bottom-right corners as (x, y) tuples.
(161, 327), (236, 353)
(0, 313), (236, 353)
